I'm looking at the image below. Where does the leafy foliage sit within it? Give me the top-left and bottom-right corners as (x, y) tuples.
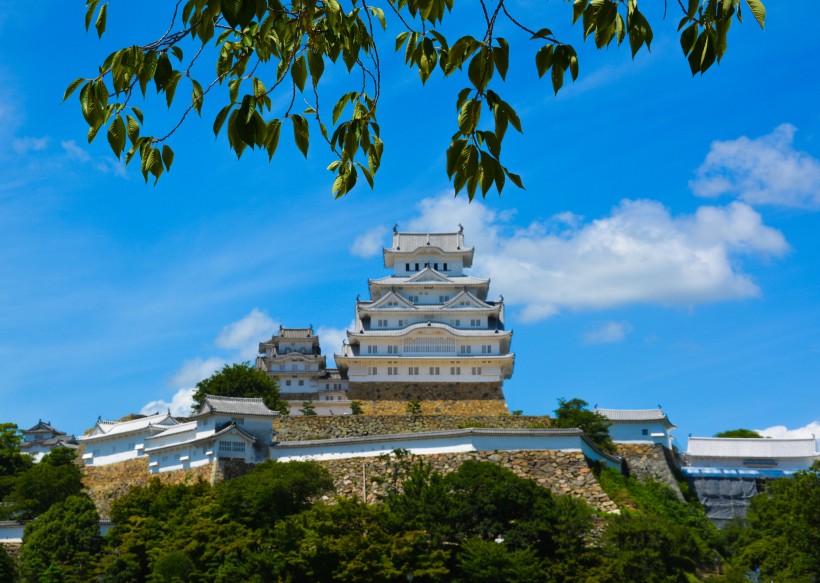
(299, 400), (318, 416)
(3, 447), (84, 520)
(551, 397), (616, 453)
(192, 361), (287, 413)
(70, 0), (765, 197)
(349, 400), (364, 415)
(725, 470), (820, 581)
(0, 544), (16, 583)
(18, 495), (102, 583)
(0, 423), (33, 499)
(714, 428), (762, 438)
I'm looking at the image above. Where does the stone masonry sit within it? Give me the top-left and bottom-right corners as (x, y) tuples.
(616, 443), (684, 500)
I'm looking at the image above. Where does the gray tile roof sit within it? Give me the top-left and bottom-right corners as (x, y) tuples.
(279, 327), (316, 339)
(370, 275), (489, 286)
(687, 437), (818, 459)
(347, 322), (512, 338)
(195, 395), (280, 417)
(389, 232), (466, 253)
(596, 408), (671, 422)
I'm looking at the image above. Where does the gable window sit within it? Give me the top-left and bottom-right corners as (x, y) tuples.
(233, 418), (245, 426)
(424, 262), (430, 268)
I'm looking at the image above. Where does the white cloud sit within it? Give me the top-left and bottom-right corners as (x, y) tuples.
(140, 387), (195, 417)
(756, 421), (820, 440)
(317, 321), (355, 367)
(61, 140), (91, 162)
(583, 321), (633, 345)
(169, 357), (225, 388)
(690, 124), (820, 208)
(12, 136), (49, 155)
(350, 225), (388, 258)
(408, 196), (788, 322)
(215, 308), (277, 360)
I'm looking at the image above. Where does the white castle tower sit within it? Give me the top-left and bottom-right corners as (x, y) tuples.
(335, 226), (514, 412)
(256, 325), (349, 415)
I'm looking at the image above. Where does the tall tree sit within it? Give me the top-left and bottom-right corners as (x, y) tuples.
(551, 398), (615, 454)
(714, 428), (763, 438)
(4, 448), (85, 519)
(69, 0), (766, 197)
(192, 361), (287, 413)
(18, 495), (102, 583)
(0, 423), (33, 501)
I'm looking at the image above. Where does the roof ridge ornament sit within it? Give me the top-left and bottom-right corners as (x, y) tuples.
(393, 223), (398, 234)
(458, 223), (463, 233)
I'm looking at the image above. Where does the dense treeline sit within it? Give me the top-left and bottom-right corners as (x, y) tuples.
(2, 421), (818, 582)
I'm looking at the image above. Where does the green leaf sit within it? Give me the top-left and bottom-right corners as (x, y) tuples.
(265, 119), (281, 161)
(126, 114), (140, 143)
(535, 45), (554, 78)
(291, 55), (307, 92)
(107, 115), (126, 157)
(308, 51), (325, 87)
(744, 0), (766, 29)
(170, 46), (183, 62)
(85, 0), (100, 31)
(467, 50), (493, 92)
(213, 105), (231, 137)
(94, 3), (107, 38)
(493, 38), (509, 81)
(505, 169), (525, 189)
(192, 79), (203, 115)
(291, 114), (309, 157)
(161, 145), (174, 170)
(64, 78), (86, 102)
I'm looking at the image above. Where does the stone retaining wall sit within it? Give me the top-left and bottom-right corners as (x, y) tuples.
(616, 443), (683, 499)
(274, 414), (552, 441)
(360, 400), (509, 416)
(348, 381), (504, 401)
(316, 450), (618, 513)
(82, 459), (213, 518)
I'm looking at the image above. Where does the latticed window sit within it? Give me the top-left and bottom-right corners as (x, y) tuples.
(404, 337), (455, 353)
(450, 366), (461, 375)
(408, 367), (419, 375)
(219, 441), (245, 453)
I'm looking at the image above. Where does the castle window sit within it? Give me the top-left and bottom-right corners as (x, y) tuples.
(298, 380), (304, 386)
(291, 365), (298, 371)
(642, 429), (649, 436)
(450, 366), (461, 375)
(285, 380), (291, 386)
(424, 262), (430, 268)
(409, 295), (419, 303)
(471, 367), (482, 375)
(406, 263), (410, 271)
(415, 263), (419, 271)
(481, 345), (492, 354)
(408, 366), (419, 375)
(460, 345), (472, 354)
(368, 366), (378, 375)
(471, 319), (481, 327)
(378, 319), (387, 327)
(434, 263), (439, 270)
(443, 263), (448, 271)
(429, 366), (440, 375)
(451, 319), (461, 326)
(387, 366), (398, 376)
(367, 345), (378, 354)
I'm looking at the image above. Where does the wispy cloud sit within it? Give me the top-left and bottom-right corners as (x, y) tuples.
(215, 308), (277, 360)
(756, 420), (820, 440)
(141, 388), (196, 417)
(408, 195), (788, 322)
(583, 321), (633, 345)
(350, 225), (388, 258)
(317, 321), (355, 367)
(690, 124), (820, 208)
(12, 136), (49, 155)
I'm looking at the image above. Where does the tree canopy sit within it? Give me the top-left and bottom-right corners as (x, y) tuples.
(714, 428), (763, 438)
(551, 397), (616, 453)
(69, 0), (766, 198)
(192, 361), (288, 413)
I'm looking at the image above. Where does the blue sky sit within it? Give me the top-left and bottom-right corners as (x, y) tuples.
(1, 1), (818, 448)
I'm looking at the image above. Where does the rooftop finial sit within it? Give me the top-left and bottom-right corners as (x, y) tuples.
(458, 223), (463, 233)
(393, 223), (398, 234)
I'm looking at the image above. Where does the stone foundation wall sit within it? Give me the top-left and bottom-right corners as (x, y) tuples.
(316, 450), (618, 513)
(274, 414), (551, 441)
(616, 443), (683, 499)
(1, 542), (20, 561)
(360, 399), (509, 416)
(83, 459), (214, 518)
(348, 381), (504, 401)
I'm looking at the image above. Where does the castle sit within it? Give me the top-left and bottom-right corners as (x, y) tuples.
(257, 226), (515, 415)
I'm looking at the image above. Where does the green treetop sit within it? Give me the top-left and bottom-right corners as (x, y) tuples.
(193, 361), (288, 414)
